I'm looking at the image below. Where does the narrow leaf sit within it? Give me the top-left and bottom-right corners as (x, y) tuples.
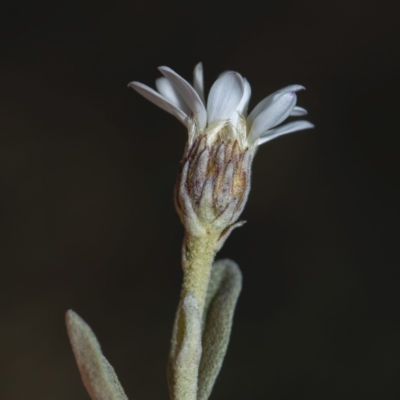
(168, 293), (203, 400)
(198, 259), (242, 400)
(66, 310), (128, 400)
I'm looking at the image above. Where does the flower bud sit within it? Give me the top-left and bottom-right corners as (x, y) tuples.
(174, 131), (252, 238)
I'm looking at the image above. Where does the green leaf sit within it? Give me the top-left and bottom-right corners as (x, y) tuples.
(198, 258), (242, 400)
(168, 293), (202, 400)
(66, 310), (128, 400)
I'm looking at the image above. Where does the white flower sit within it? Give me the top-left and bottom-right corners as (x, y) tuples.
(129, 64), (315, 237)
(128, 63), (314, 149)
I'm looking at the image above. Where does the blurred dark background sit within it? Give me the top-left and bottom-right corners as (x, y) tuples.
(1, 0), (400, 399)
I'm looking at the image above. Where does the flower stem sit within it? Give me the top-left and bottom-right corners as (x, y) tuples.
(181, 231), (219, 316)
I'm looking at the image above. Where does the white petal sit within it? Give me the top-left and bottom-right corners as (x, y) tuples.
(155, 77), (191, 115)
(207, 72), (244, 125)
(236, 78), (252, 115)
(229, 78), (251, 127)
(257, 120), (315, 145)
(193, 62), (205, 104)
(290, 106), (308, 116)
(247, 84), (305, 125)
(158, 66), (207, 130)
(128, 81), (188, 126)
(249, 91), (298, 141)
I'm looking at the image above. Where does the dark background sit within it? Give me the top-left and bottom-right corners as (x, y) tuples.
(1, 0), (400, 399)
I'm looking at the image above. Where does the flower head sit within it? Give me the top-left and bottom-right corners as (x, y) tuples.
(129, 64), (314, 238)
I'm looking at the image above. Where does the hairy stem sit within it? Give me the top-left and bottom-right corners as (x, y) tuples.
(181, 231), (219, 318)
(167, 231), (220, 400)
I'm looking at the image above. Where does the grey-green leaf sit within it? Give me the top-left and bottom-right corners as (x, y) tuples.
(198, 258), (242, 400)
(66, 310), (128, 400)
(168, 292), (203, 400)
